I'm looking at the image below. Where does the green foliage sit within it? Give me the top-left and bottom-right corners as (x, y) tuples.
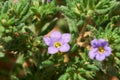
(0, 0), (120, 80)
(0, 52), (5, 57)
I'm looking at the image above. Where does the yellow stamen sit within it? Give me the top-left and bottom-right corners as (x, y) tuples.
(54, 42), (62, 48)
(98, 47), (105, 54)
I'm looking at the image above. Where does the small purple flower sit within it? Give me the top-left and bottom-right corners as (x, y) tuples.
(89, 39), (112, 61)
(43, 31), (71, 54)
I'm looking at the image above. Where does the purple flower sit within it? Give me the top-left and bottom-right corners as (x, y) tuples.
(43, 31), (71, 54)
(89, 39), (112, 61)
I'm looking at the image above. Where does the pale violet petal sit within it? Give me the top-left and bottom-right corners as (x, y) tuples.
(91, 39), (98, 48)
(88, 48), (98, 60)
(59, 44), (70, 52)
(48, 47), (58, 54)
(98, 39), (108, 47)
(50, 31), (61, 41)
(43, 37), (51, 46)
(96, 54), (105, 61)
(104, 46), (112, 56)
(61, 33), (71, 43)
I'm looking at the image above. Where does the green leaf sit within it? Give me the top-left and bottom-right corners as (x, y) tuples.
(39, 18), (58, 35)
(70, 44), (78, 52)
(16, 54), (24, 65)
(78, 75), (86, 80)
(1, 1), (9, 14)
(4, 36), (12, 42)
(41, 60), (54, 67)
(73, 73), (78, 80)
(58, 73), (69, 80)
(0, 26), (4, 37)
(86, 65), (99, 71)
(0, 52), (5, 58)
(116, 53), (120, 58)
(10, 75), (19, 80)
(66, 67), (75, 72)
(20, 2), (30, 17)
(78, 68), (86, 74)
(115, 57), (120, 66)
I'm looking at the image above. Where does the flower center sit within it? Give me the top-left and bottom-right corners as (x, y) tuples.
(98, 47), (105, 54)
(54, 42), (62, 48)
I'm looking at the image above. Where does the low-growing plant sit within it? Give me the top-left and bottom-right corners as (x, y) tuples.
(0, 0), (120, 80)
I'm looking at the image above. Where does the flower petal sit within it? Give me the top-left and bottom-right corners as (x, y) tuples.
(48, 47), (58, 54)
(98, 39), (108, 47)
(43, 37), (51, 46)
(89, 48), (98, 60)
(96, 54), (105, 61)
(91, 39), (98, 48)
(61, 33), (71, 43)
(59, 44), (70, 52)
(104, 46), (112, 56)
(50, 31), (61, 41)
